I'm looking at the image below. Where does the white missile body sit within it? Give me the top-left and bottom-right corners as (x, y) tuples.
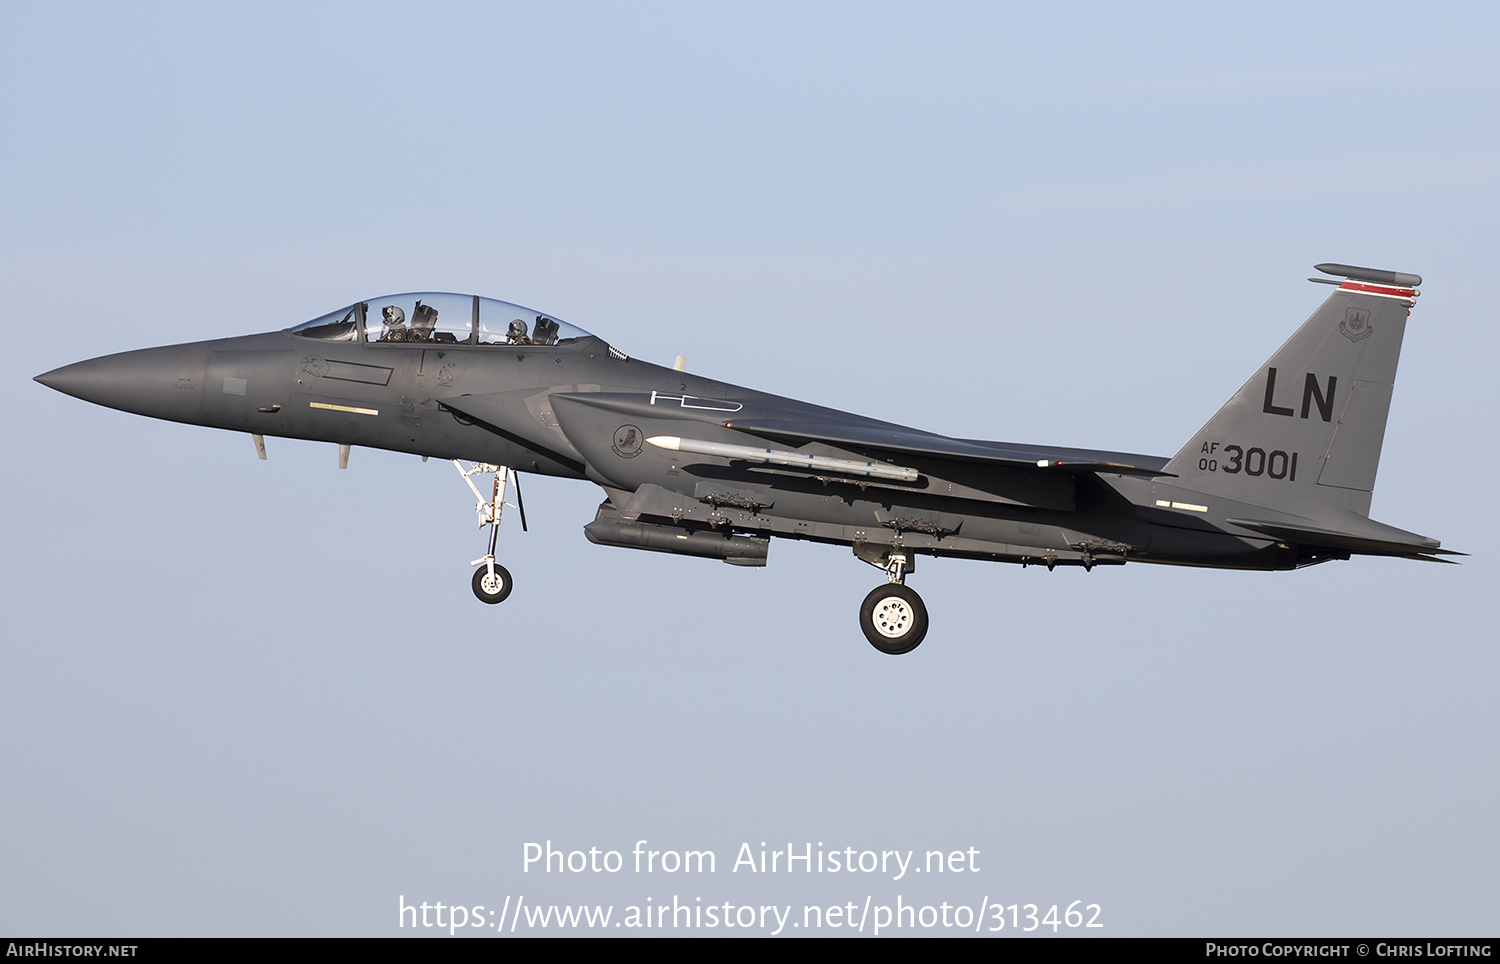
(646, 435), (920, 482)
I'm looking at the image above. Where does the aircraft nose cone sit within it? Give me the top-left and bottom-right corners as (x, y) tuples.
(35, 360), (104, 398)
(36, 345), (209, 422)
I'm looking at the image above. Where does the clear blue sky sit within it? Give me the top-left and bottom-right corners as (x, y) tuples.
(2, 1), (1496, 936)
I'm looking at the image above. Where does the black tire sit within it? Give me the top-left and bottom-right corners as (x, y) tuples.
(472, 564), (514, 604)
(859, 583), (928, 654)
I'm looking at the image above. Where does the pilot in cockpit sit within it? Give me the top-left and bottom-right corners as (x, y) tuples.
(379, 305), (407, 342)
(507, 319), (532, 345)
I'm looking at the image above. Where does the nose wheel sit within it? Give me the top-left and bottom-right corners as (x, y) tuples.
(472, 563), (514, 604)
(456, 460), (526, 605)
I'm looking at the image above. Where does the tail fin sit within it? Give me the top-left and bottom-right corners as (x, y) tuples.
(1163, 263), (1421, 518)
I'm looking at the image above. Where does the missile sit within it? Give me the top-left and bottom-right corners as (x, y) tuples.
(647, 436), (919, 482)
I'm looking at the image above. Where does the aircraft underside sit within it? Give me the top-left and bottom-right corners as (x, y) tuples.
(453, 454), (1306, 656)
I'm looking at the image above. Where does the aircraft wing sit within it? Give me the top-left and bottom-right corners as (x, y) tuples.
(722, 417), (1174, 478)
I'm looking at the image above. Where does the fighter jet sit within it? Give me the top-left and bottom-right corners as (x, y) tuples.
(35, 263), (1453, 654)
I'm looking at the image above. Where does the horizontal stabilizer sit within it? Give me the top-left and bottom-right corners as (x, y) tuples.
(1226, 516), (1460, 559)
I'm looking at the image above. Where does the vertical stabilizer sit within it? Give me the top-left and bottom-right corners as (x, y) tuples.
(1163, 264), (1420, 518)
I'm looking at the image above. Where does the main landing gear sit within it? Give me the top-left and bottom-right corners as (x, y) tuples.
(857, 550), (928, 655)
(455, 460), (526, 604)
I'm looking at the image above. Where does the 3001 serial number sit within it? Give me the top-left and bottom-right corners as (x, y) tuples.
(1198, 442), (1299, 481)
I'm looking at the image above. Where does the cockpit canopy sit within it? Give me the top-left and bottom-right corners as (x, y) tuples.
(289, 293), (601, 350)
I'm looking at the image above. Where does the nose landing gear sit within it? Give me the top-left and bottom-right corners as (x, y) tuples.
(856, 549), (928, 654)
(472, 563), (513, 604)
(455, 460), (526, 604)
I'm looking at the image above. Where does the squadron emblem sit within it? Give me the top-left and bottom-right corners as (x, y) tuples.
(612, 424), (644, 458)
(1340, 307), (1373, 342)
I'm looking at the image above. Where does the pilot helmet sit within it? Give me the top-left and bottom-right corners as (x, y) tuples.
(508, 319), (528, 339)
(383, 305), (406, 325)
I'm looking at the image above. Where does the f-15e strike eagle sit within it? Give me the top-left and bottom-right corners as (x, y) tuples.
(36, 262), (1452, 654)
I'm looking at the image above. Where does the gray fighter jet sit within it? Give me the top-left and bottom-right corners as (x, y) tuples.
(35, 263), (1453, 654)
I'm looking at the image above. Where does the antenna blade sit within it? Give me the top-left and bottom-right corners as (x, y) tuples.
(512, 469), (529, 532)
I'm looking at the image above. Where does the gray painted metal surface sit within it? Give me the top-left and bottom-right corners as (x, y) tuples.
(34, 263), (1453, 653)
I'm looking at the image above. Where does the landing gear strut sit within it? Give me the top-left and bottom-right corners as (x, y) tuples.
(856, 550), (928, 654)
(456, 460), (525, 604)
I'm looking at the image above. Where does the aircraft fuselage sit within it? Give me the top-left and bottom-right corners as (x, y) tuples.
(37, 328), (1288, 573)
